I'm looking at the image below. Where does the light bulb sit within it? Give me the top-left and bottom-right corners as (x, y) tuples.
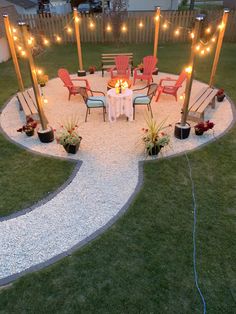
(139, 22), (144, 28)
(185, 66), (192, 74)
(106, 25), (111, 32)
(175, 29), (180, 36)
(67, 27), (72, 33)
(56, 35), (61, 42)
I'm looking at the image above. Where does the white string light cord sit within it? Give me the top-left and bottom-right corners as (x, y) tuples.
(185, 152), (207, 314)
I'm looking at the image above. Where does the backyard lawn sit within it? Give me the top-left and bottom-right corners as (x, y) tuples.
(0, 43), (235, 313)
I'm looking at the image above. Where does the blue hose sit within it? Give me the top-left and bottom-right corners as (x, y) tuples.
(185, 153), (207, 314)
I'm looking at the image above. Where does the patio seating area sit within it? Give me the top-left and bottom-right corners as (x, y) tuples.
(0, 69), (234, 283)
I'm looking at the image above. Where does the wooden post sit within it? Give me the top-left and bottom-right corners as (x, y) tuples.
(18, 22), (48, 130)
(181, 16), (204, 126)
(209, 9), (229, 87)
(153, 7), (160, 58)
(73, 8), (83, 71)
(3, 15), (24, 92)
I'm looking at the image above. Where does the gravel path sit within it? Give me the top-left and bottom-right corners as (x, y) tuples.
(0, 72), (234, 284)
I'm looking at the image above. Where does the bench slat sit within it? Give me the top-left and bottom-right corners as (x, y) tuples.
(17, 92), (31, 117)
(188, 87), (217, 121)
(24, 91), (38, 115)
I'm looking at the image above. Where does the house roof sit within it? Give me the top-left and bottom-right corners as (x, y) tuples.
(5, 0), (37, 9)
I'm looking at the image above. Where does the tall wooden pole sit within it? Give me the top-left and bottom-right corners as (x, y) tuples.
(181, 16), (204, 126)
(153, 7), (161, 58)
(3, 15), (24, 92)
(73, 8), (83, 71)
(209, 9), (229, 88)
(18, 22), (48, 130)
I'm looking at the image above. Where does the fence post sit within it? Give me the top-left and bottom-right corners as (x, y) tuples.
(153, 7), (160, 58)
(209, 8), (230, 87)
(3, 15), (24, 92)
(181, 15), (204, 126)
(18, 22), (48, 130)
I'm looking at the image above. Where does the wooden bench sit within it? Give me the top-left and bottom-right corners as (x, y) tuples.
(101, 53), (134, 77)
(187, 87), (218, 122)
(17, 90), (39, 121)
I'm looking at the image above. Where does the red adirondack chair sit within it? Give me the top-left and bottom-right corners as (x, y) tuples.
(58, 68), (90, 100)
(110, 55), (130, 79)
(155, 71), (187, 102)
(133, 56), (157, 85)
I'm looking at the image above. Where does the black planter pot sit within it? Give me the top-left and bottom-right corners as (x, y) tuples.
(148, 145), (162, 156)
(174, 122), (191, 140)
(217, 94), (225, 102)
(25, 129), (34, 137)
(63, 140), (81, 154)
(77, 70), (86, 77)
(195, 129), (204, 136)
(37, 127), (54, 143)
(40, 83), (46, 87)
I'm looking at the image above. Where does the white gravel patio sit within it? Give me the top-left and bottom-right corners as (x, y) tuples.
(0, 71), (234, 284)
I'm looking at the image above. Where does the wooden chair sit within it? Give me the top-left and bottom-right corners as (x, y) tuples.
(58, 68), (90, 100)
(133, 56), (157, 85)
(110, 55), (130, 79)
(155, 71), (187, 102)
(132, 83), (158, 119)
(79, 87), (106, 122)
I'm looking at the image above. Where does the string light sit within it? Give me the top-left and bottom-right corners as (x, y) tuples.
(211, 37), (216, 42)
(28, 38), (33, 45)
(206, 27), (211, 34)
(56, 35), (62, 42)
(185, 66), (192, 74)
(206, 47), (211, 53)
(121, 25), (127, 32)
(67, 27), (72, 34)
(200, 49), (205, 56)
(21, 51), (26, 57)
(12, 28), (17, 33)
(190, 32), (195, 39)
(37, 69), (43, 75)
(43, 38), (49, 45)
(43, 98), (48, 104)
(155, 15), (159, 22)
(89, 21), (95, 29)
(175, 29), (180, 36)
(75, 16), (80, 23)
(13, 35), (18, 41)
(179, 93), (185, 101)
(139, 21), (144, 28)
(106, 24), (112, 32)
(163, 22), (168, 29)
(218, 22), (225, 30)
(17, 46), (22, 51)
(195, 45), (200, 51)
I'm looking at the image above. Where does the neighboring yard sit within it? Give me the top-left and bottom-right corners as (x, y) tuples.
(0, 43), (235, 313)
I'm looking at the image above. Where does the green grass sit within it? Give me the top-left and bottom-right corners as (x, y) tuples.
(0, 43), (236, 313)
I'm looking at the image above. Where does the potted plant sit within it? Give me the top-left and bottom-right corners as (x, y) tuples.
(37, 74), (49, 87)
(56, 116), (82, 154)
(194, 120), (214, 136)
(216, 89), (225, 102)
(17, 117), (37, 137)
(142, 116), (170, 156)
(137, 62), (144, 73)
(88, 65), (96, 74)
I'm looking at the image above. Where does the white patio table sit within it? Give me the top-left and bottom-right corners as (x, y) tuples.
(107, 88), (133, 122)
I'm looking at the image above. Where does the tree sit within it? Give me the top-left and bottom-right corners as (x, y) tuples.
(189, 0), (195, 10)
(109, 0), (129, 44)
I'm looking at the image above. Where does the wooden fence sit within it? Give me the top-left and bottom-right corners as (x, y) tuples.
(20, 9), (236, 44)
